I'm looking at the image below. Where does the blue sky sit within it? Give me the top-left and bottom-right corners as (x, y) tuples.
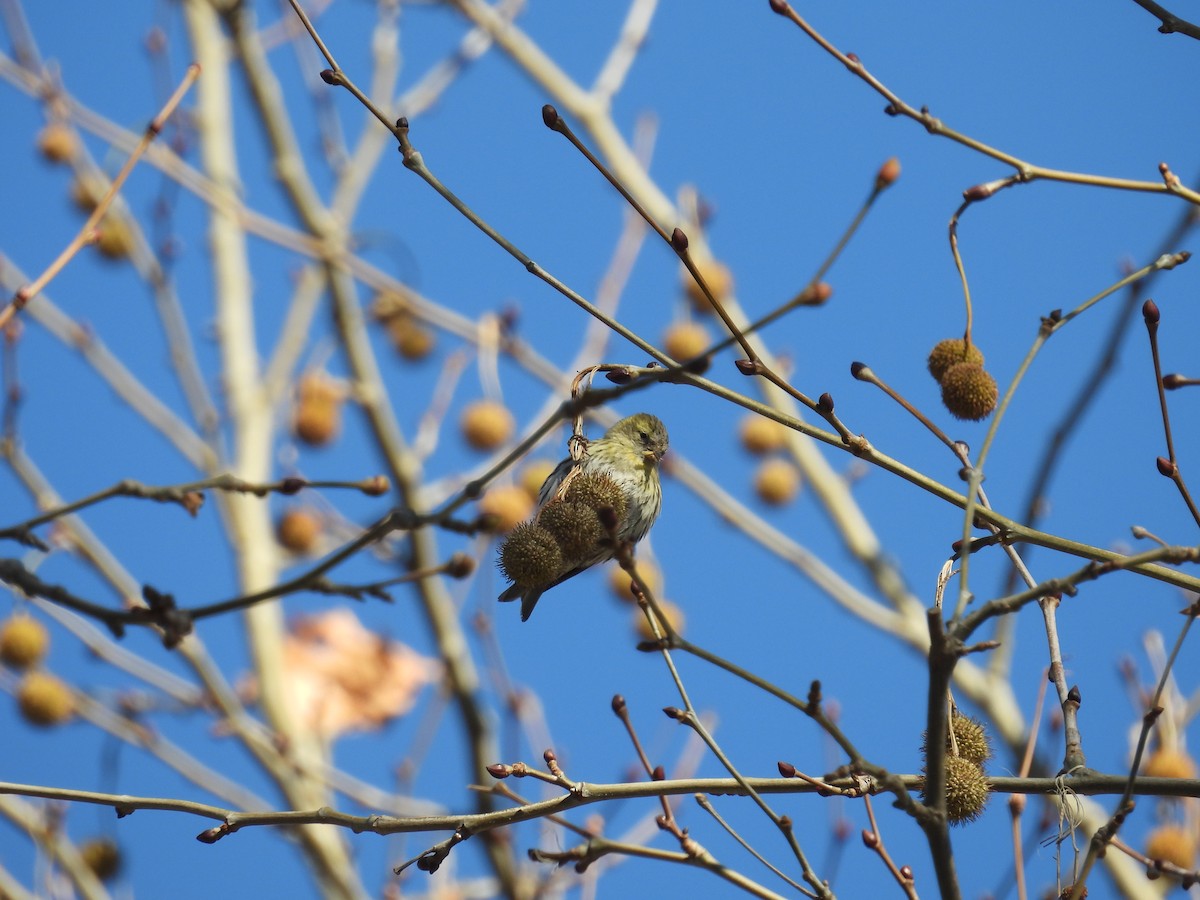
(2, 2), (1199, 898)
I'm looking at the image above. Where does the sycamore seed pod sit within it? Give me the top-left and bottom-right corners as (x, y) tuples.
(564, 472), (628, 524)
(18, 671), (74, 727)
(538, 500), (603, 563)
(940, 363), (998, 421)
(936, 755), (990, 825)
(0, 615), (50, 670)
(927, 338), (985, 384)
(1145, 824), (1197, 870)
(923, 712), (992, 767)
(498, 522), (562, 588)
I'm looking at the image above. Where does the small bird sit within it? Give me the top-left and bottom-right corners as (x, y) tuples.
(499, 413), (668, 621)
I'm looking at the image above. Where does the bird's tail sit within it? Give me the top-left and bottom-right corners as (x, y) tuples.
(498, 583), (543, 621)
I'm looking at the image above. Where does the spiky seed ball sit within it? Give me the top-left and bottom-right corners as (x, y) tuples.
(37, 123), (77, 164)
(498, 522), (562, 588)
(739, 415), (788, 456)
(1143, 747), (1198, 780)
(635, 599), (686, 641)
(925, 755), (989, 825)
(609, 560), (661, 603)
(1145, 824), (1197, 870)
(70, 178), (101, 213)
(276, 508), (322, 555)
(1058, 886), (1087, 899)
(662, 321), (711, 361)
(927, 338), (985, 383)
(477, 485), (533, 534)
(940, 363), (998, 421)
(564, 472), (628, 524)
(755, 458), (801, 506)
(79, 838), (122, 881)
(683, 258), (734, 313)
(924, 712), (992, 767)
(519, 460), (556, 501)
(293, 374), (342, 446)
(95, 217), (134, 260)
(461, 400), (514, 451)
(538, 501), (603, 563)
(0, 615), (50, 670)
(17, 672), (74, 727)
(385, 312), (435, 361)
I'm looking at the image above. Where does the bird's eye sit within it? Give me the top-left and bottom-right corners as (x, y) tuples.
(639, 431), (649, 444)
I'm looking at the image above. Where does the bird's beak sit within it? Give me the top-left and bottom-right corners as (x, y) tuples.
(644, 448), (663, 463)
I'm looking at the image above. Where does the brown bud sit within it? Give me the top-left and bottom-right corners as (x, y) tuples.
(361, 475), (390, 496)
(777, 761), (796, 778)
(444, 553), (475, 579)
(1143, 299), (1160, 324)
(875, 156), (901, 190)
(1157, 456), (1178, 478)
(798, 281), (833, 306)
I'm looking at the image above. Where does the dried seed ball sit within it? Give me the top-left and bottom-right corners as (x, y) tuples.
(923, 755), (988, 825)
(755, 458), (800, 506)
(498, 522), (562, 588)
(17, 671), (74, 727)
(739, 414), (788, 456)
(37, 122), (77, 164)
(276, 508), (322, 555)
(662, 320), (711, 361)
(293, 373), (342, 446)
(95, 216), (134, 260)
(519, 459), (556, 502)
(927, 338), (985, 384)
(940, 363), (998, 421)
(1058, 886), (1087, 900)
(79, 838), (122, 881)
(682, 258), (734, 313)
(564, 472), (628, 524)
(1144, 747), (1198, 780)
(1145, 824), (1197, 870)
(70, 177), (101, 213)
(461, 400), (514, 451)
(0, 615), (50, 670)
(477, 485), (533, 533)
(634, 599), (685, 641)
(924, 712), (992, 767)
(609, 559), (661, 603)
(385, 312), (435, 361)
(538, 501), (603, 563)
